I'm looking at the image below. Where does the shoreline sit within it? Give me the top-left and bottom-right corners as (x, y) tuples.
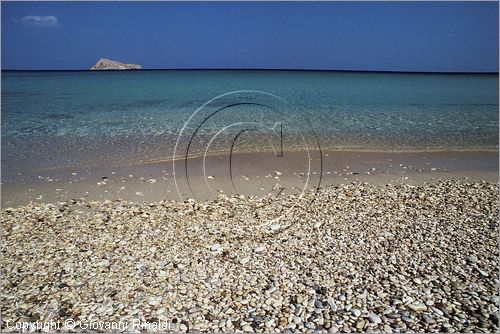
(2, 135), (498, 176)
(2, 149), (498, 207)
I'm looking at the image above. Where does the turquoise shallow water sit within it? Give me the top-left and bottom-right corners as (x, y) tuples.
(1, 70), (498, 173)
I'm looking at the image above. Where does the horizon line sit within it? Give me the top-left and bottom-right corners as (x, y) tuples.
(1, 68), (499, 75)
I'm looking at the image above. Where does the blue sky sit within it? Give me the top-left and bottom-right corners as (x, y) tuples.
(1, 1), (498, 72)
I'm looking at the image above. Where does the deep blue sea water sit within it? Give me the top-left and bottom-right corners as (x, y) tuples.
(1, 70), (498, 173)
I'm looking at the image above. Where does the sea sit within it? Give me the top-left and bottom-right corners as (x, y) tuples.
(2, 70), (498, 174)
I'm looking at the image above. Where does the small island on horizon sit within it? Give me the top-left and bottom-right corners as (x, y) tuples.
(90, 58), (142, 71)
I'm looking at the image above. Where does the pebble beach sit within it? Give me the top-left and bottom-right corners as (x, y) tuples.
(2, 180), (498, 333)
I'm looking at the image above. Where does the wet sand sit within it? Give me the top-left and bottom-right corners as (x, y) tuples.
(2, 150), (498, 207)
